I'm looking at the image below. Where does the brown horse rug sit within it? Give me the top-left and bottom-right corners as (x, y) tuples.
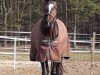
(30, 18), (70, 62)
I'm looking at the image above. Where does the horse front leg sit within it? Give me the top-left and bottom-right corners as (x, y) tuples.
(41, 60), (49, 75)
(56, 62), (63, 75)
(45, 60), (49, 74)
(51, 62), (57, 75)
(51, 62), (63, 75)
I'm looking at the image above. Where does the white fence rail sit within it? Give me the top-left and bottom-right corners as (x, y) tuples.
(0, 36), (30, 69)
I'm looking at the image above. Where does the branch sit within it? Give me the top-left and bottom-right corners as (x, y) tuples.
(2, 0), (12, 14)
(7, 7), (12, 14)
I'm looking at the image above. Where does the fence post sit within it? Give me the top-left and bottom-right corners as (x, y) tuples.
(74, 14), (77, 49)
(14, 37), (17, 69)
(90, 32), (95, 75)
(25, 37), (27, 51)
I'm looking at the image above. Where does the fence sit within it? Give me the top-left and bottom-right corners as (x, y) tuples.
(0, 36), (30, 69)
(0, 31), (31, 47)
(0, 31), (100, 50)
(0, 32), (100, 73)
(69, 32), (100, 51)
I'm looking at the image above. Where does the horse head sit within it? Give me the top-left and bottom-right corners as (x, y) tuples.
(45, 0), (57, 19)
(41, 0), (58, 40)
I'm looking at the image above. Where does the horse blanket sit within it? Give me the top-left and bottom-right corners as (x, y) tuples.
(30, 18), (70, 62)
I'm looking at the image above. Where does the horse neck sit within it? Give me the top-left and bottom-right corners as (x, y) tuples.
(41, 15), (58, 40)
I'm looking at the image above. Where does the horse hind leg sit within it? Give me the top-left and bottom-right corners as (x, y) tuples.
(41, 60), (49, 75)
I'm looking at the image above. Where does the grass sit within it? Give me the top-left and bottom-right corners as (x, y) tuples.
(70, 52), (100, 62)
(0, 54), (29, 61)
(0, 52), (100, 62)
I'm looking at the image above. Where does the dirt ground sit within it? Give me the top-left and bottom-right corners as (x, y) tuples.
(0, 60), (100, 75)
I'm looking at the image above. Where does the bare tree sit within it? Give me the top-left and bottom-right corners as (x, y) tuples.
(2, 0), (12, 46)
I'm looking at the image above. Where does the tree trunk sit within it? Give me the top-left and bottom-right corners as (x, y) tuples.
(2, 0), (8, 46)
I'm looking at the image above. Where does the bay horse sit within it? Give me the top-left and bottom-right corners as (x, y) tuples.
(30, 0), (70, 75)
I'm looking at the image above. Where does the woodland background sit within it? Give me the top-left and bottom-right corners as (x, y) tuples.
(0, 0), (100, 34)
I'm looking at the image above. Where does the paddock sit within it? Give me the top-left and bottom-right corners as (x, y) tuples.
(0, 32), (100, 75)
(0, 59), (100, 75)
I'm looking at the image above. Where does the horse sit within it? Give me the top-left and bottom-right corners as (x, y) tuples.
(30, 0), (70, 75)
